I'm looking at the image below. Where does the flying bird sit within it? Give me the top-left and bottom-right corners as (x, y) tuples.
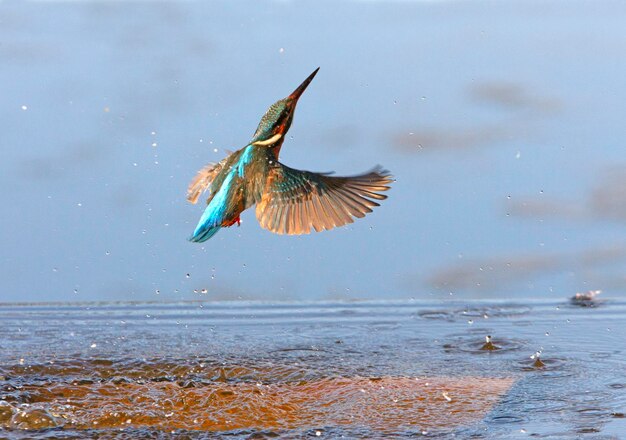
(187, 68), (392, 242)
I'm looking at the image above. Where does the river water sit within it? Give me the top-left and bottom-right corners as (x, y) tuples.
(1, 299), (625, 438)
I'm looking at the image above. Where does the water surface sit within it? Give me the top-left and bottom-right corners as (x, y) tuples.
(1, 300), (625, 438)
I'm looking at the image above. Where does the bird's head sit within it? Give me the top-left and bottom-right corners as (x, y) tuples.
(250, 67), (319, 147)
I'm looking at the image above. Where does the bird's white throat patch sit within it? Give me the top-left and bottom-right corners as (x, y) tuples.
(252, 133), (282, 147)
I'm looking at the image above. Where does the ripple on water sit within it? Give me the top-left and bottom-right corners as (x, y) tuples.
(417, 305), (531, 322)
(0, 401), (15, 427)
(488, 414), (528, 424)
(576, 406), (612, 418)
(516, 356), (574, 377)
(0, 358), (319, 386)
(443, 334), (525, 355)
(7, 407), (58, 430)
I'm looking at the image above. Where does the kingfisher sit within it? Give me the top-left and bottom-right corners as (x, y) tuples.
(187, 68), (392, 242)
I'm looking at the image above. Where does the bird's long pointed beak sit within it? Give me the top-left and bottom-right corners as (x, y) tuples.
(288, 67), (320, 101)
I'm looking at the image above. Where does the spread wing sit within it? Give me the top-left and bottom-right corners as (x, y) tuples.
(255, 163), (392, 235)
(187, 160), (226, 204)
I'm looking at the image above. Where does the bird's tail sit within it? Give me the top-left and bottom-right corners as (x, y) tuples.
(189, 201), (224, 243)
(189, 223), (221, 243)
(189, 171), (240, 243)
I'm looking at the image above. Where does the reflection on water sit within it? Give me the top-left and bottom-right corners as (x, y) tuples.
(1, 300), (625, 438)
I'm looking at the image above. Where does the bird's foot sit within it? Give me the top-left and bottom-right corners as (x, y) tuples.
(223, 215), (241, 228)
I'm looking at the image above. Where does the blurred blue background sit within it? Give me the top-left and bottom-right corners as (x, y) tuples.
(2, 0), (626, 303)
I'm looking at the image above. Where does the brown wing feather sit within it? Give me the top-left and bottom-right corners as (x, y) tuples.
(256, 164), (393, 235)
(187, 161), (225, 204)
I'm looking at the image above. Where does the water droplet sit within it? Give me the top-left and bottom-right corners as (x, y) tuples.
(279, 47), (285, 54)
(151, 142), (157, 147)
(90, 343), (97, 348)
(467, 319), (474, 325)
(480, 335), (500, 351)
(515, 151), (521, 159)
(531, 351), (545, 368)
(186, 273), (190, 278)
(21, 105), (28, 110)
